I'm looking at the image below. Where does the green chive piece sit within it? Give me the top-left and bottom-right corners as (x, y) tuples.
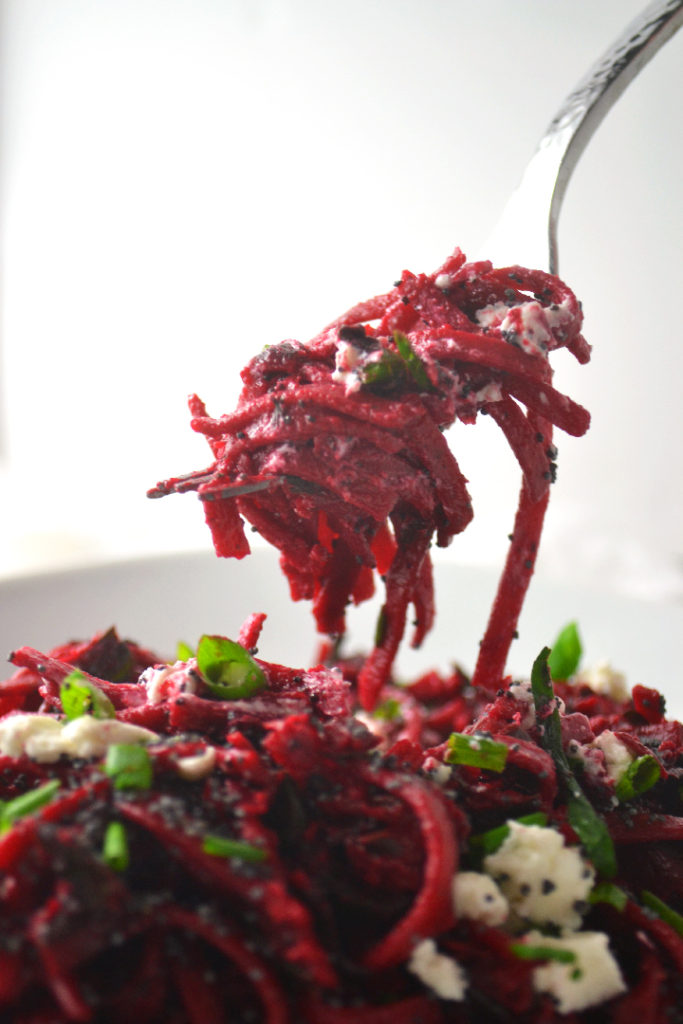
(641, 890), (683, 937)
(530, 648), (617, 879)
(196, 635), (267, 700)
(0, 779), (60, 832)
(469, 813), (549, 857)
(547, 622), (582, 680)
(103, 744), (153, 790)
(372, 698), (401, 722)
(202, 834), (267, 863)
(60, 670), (115, 721)
(393, 331), (432, 389)
(445, 732), (508, 773)
(614, 755), (661, 802)
(589, 881), (628, 912)
(510, 943), (577, 964)
(102, 821), (129, 872)
(175, 641), (195, 662)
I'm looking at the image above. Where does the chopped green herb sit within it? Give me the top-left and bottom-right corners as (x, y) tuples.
(374, 607), (388, 648)
(196, 635), (267, 700)
(548, 622), (582, 680)
(393, 331), (432, 389)
(641, 890), (683, 937)
(202, 834), (267, 863)
(614, 755), (661, 802)
(445, 732), (508, 772)
(589, 881), (628, 912)
(510, 943), (577, 964)
(104, 744), (153, 791)
(469, 813), (549, 856)
(102, 821), (129, 872)
(372, 698), (401, 721)
(531, 648), (617, 879)
(0, 779), (60, 832)
(175, 641), (195, 662)
(60, 670), (115, 721)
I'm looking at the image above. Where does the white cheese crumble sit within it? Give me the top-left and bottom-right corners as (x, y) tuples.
(407, 939), (467, 1001)
(574, 660), (629, 702)
(452, 871), (509, 927)
(0, 713), (157, 763)
(176, 746), (217, 781)
(484, 822), (594, 930)
(434, 273), (452, 290)
(524, 929), (626, 1013)
(591, 730), (633, 785)
(140, 660), (200, 705)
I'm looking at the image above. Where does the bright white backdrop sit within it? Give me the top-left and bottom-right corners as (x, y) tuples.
(1, 0), (681, 601)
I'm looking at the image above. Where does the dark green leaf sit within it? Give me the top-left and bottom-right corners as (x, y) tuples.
(196, 635), (267, 700)
(567, 792), (617, 879)
(60, 670), (115, 721)
(641, 890), (683, 937)
(0, 779), (60, 832)
(102, 821), (129, 872)
(548, 622), (582, 680)
(510, 943), (577, 964)
(445, 732), (508, 772)
(103, 744), (153, 790)
(202, 834), (267, 862)
(614, 755), (661, 802)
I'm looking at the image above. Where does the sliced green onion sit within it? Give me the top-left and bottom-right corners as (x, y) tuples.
(445, 732), (508, 773)
(589, 881), (628, 912)
(372, 698), (401, 722)
(175, 641), (195, 662)
(196, 635), (267, 700)
(641, 890), (683, 937)
(60, 670), (115, 721)
(469, 813), (549, 857)
(510, 943), (577, 964)
(102, 821), (130, 872)
(531, 648), (617, 879)
(614, 755), (661, 802)
(548, 622), (582, 680)
(202, 834), (267, 863)
(0, 779), (60, 832)
(393, 331), (432, 389)
(103, 744), (153, 790)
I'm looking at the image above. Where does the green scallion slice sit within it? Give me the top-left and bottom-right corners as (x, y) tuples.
(445, 732), (508, 773)
(469, 812), (549, 856)
(175, 641), (195, 662)
(103, 744), (153, 790)
(614, 755), (661, 802)
(202, 834), (267, 863)
(641, 890), (683, 937)
(102, 821), (130, 872)
(196, 635), (267, 700)
(60, 670), (115, 721)
(0, 779), (60, 832)
(548, 622), (582, 680)
(510, 943), (577, 964)
(372, 698), (401, 721)
(589, 881), (628, 912)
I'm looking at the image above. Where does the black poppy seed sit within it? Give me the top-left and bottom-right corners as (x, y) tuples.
(520, 883), (531, 896)
(524, 560), (533, 570)
(401, 296), (410, 305)
(542, 879), (556, 894)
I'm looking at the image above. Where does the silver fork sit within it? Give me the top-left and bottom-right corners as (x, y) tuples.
(484, 0), (683, 275)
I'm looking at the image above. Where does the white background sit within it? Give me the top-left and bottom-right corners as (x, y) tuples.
(1, 0), (681, 603)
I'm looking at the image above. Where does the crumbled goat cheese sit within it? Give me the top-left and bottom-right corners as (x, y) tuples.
(484, 822), (594, 929)
(434, 273), (452, 290)
(575, 660), (629, 702)
(140, 660), (200, 705)
(524, 929), (626, 1013)
(176, 745), (217, 781)
(507, 679), (538, 730)
(407, 939), (467, 1001)
(452, 871), (509, 926)
(0, 713), (157, 763)
(591, 730), (633, 785)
